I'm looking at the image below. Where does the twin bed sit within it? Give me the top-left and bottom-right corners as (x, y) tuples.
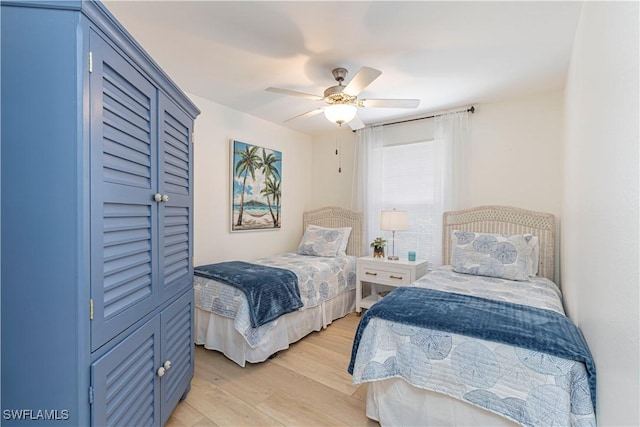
(194, 206), (363, 366)
(193, 205), (596, 426)
(349, 205), (596, 426)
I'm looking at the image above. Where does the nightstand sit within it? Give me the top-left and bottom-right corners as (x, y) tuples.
(356, 256), (430, 313)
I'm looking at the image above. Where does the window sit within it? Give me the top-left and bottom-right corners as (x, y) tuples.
(378, 139), (444, 265)
(355, 112), (469, 266)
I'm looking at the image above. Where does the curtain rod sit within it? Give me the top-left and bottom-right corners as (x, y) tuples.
(377, 105), (475, 128)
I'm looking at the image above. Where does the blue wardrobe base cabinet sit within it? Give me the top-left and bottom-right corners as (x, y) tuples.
(0, 1), (199, 425)
(92, 289), (194, 427)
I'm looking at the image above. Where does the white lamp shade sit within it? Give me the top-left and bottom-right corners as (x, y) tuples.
(323, 104), (357, 125)
(380, 209), (408, 231)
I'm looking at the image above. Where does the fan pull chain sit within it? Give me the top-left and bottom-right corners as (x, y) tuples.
(335, 131), (342, 173)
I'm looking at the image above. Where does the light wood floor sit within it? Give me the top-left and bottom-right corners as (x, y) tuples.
(166, 312), (378, 427)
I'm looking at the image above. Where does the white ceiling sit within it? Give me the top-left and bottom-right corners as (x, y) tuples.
(103, 1), (583, 136)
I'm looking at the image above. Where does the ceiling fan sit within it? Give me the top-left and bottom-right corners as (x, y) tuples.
(266, 67), (420, 130)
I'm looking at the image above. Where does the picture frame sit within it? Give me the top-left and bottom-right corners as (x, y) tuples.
(230, 139), (282, 231)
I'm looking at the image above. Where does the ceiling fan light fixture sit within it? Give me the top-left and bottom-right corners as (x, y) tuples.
(323, 103), (357, 126)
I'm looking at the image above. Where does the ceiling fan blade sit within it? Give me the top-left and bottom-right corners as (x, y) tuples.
(360, 98), (420, 109)
(283, 108), (324, 123)
(348, 115), (365, 131)
(343, 67), (382, 97)
(266, 87), (323, 101)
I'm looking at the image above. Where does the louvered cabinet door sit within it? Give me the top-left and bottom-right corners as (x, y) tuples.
(157, 95), (194, 303)
(90, 31), (160, 351)
(159, 289), (194, 426)
(91, 316), (161, 427)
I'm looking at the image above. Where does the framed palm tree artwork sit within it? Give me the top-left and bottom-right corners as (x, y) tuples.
(231, 139), (282, 231)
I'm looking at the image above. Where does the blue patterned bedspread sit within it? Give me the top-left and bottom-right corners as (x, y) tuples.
(349, 267), (596, 427)
(194, 261), (302, 327)
(195, 253), (356, 347)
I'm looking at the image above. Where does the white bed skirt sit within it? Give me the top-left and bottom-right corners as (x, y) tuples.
(366, 378), (520, 427)
(195, 290), (355, 366)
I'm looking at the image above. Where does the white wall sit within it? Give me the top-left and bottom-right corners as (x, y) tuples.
(309, 127), (356, 210)
(562, 2), (639, 425)
(189, 94), (313, 265)
(471, 93), (565, 281)
(311, 91), (564, 219)
(469, 92), (564, 217)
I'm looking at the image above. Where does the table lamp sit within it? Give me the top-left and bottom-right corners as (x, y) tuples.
(380, 209), (408, 260)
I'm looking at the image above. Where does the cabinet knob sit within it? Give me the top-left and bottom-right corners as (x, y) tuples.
(163, 360), (172, 370)
(161, 194), (169, 203)
(156, 367), (166, 377)
(154, 193), (163, 202)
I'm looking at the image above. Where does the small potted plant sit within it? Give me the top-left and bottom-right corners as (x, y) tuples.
(370, 237), (387, 258)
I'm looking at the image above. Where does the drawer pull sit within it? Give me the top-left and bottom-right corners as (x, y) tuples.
(365, 272), (378, 276)
(389, 275), (403, 280)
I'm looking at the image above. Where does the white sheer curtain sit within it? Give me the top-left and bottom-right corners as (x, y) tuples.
(351, 125), (384, 255)
(351, 110), (470, 265)
(435, 110), (471, 211)
(430, 110), (471, 264)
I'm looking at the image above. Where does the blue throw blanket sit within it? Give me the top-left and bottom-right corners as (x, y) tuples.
(348, 286), (597, 411)
(195, 261), (302, 327)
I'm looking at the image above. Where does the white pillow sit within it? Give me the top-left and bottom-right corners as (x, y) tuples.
(525, 234), (540, 277)
(297, 226), (344, 257)
(451, 231), (532, 281)
(306, 225), (352, 256)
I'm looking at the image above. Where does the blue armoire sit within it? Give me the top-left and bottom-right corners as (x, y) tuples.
(1, 1), (200, 425)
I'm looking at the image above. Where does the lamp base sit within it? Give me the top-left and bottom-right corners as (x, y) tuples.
(387, 255), (399, 261)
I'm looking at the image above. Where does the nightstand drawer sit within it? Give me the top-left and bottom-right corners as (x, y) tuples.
(359, 266), (411, 286)
(356, 256), (429, 313)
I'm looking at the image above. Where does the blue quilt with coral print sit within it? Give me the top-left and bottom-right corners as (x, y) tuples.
(195, 261), (302, 327)
(194, 253), (356, 348)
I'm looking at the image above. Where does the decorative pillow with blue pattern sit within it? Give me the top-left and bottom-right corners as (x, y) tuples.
(297, 226), (344, 257)
(306, 225), (352, 255)
(451, 231), (534, 281)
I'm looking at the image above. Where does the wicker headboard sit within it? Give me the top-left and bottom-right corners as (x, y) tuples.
(442, 205), (555, 281)
(303, 206), (364, 258)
